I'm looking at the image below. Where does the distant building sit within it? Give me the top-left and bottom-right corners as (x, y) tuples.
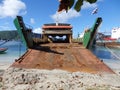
(111, 27), (120, 39)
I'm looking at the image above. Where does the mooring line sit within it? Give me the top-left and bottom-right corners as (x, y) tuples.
(105, 46), (120, 60)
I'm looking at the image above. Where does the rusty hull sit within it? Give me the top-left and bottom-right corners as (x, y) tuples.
(12, 43), (114, 74)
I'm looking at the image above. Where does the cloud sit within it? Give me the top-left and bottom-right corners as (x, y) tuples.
(0, 25), (10, 30)
(30, 18), (35, 24)
(0, 22), (11, 30)
(51, 0), (101, 23)
(82, 0), (104, 9)
(33, 27), (42, 34)
(0, 0), (26, 18)
(82, 1), (97, 9)
(51, 9), (80, 23)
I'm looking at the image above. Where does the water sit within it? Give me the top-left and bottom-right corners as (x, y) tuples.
(91, 46), (120, 60)
(0, 41), (27, 63)
(91, 45), (120, 70)
(0, 41), (120, 71)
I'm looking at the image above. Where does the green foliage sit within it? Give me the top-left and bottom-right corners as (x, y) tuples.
(69, 0), (75, 9)
(58, 0), (97, 12)
(72, 38), (83, 43)
(74, 0), (83, 12)
(85, 0), (97, 4)
(73, 0), (97, 12)
(0, 30), (19, 40)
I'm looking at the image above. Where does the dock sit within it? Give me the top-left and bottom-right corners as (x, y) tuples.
(12, 43), (114, 74)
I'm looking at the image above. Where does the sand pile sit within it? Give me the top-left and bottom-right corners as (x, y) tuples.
(1, 67), (120, 90)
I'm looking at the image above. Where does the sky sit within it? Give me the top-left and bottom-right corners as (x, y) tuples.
(0, 0), (120, 38)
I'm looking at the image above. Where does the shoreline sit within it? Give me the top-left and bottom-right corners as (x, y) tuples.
(0, 61), (120, 75)
(0, 62), (12, 89)
(2, 67), (120, 90)
(0, 62), (12, 70)
(0, 62), (120, 90)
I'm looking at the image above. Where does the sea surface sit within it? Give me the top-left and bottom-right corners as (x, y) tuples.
(91, 45), (120, 70)
(0, 41), (26, 63)
(0, 41), (120, 70)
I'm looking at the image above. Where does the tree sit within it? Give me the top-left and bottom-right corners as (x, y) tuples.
(58, 0), (97, 12)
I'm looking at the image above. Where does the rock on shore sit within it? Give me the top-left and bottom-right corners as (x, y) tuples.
(1, 67), (120, 90)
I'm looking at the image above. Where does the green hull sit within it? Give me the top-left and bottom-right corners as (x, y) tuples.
(83, 17), (102, 49)
(14, 16), (33, 48)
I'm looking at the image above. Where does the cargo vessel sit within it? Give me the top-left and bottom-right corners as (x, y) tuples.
(12, 16), (114, 74)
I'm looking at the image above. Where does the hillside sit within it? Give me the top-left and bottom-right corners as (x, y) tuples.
(0, 30), (19, 40)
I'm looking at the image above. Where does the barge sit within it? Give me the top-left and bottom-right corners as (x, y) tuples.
(12, 16), (114, 74)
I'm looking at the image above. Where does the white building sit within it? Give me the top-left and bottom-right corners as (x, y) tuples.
(111, 27), (120, 39)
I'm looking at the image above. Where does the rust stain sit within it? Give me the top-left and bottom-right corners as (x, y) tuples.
(12, 43), (114, 74)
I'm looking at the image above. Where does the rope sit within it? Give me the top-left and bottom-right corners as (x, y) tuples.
(105, 46), (120, 60)
(94, 34), (120, 60)
(93, 39), (120, 60)
(96, 34), (120, 60)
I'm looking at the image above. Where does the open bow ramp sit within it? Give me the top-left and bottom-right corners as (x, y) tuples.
(12, 16), (114, 74)
(12, 43), (114, 74)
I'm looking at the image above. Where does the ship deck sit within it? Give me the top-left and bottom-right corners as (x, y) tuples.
(12, 43), (114, 74)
